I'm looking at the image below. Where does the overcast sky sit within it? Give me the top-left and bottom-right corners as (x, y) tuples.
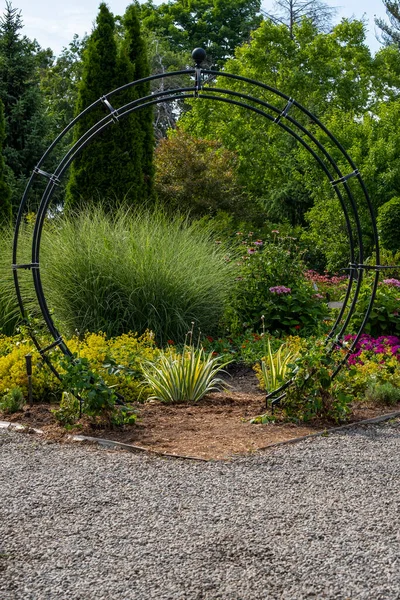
(0, 0), (389, 56)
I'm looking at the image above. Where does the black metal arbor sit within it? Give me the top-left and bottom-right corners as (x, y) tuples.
(12, 48), (385, 404)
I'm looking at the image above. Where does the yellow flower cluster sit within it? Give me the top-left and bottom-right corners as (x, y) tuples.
(0, 331), (159, 404)
(0, 334), (60, 400)
(66, 331), (159, 401)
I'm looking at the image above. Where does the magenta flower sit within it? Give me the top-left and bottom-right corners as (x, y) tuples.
(254, 239), (263, 246)
(269, 286), (291, 294)
(247, 247), (256, 254)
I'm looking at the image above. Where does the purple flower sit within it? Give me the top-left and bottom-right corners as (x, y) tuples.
(247, 248), (256, 255)
(382, 278), (400, 287)
(254, 239), (263, 246)
(269, 286), (291, 295)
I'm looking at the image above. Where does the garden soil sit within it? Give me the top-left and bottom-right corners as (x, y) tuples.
(3, 366), (394, 460)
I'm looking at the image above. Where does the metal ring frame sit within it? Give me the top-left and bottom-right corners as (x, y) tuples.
(12, 54), (385, 406)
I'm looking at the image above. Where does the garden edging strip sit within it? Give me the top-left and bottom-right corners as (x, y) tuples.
(2, 411), (400, 461)
(257, 410), (400, 452)
(66, 434), (210, 462)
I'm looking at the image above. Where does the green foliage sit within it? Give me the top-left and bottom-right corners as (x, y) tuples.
(345, 277), (400, 337)
(0, 99), (11, 225)
(155, 129), (249, 216)
(0, 386), (24, 414)
(52, 391), (80, 425)
(59, 355), (118, 422)
(138, 0), (262, 68)
(182, 19), (377, 228)
(282, 341), (352, 423)
(0, 2), (50, 213)
(65, 3), (154, 212)
(378, 197), (400, 253)
(40, 208), (234, 344)
(365, 382), (400, 406)
(375, 0), (400, 46)
(224, 234), (327, 335)
(142, 343), (231, 403)
(39, 34), (86, 141)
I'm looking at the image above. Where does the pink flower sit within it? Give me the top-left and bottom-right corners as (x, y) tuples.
(254, 239), (263, 246)
(269, 286), (291, 294)
(247, 248), (256, 254)
(271, 230), (279, 234)
(382, 278), (400, 287)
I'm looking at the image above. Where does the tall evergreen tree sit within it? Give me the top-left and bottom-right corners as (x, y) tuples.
(0, 1), (49, 213)
(0, 99), (12, 225)
(65, 2), (154, 212)
(376, 0), (400, 46)
(122, 3), (154, 201)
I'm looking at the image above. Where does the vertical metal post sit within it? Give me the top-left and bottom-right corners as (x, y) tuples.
(25, 354), (33, 408)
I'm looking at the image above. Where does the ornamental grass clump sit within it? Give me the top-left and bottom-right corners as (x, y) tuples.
(142, 329), (232, 403)
(40, 207), (234, 345)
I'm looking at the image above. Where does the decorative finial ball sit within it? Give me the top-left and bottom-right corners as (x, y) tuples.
(192, 48), (206, 65)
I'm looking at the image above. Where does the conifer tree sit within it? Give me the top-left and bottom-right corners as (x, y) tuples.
(0, 1), (49, 213)
(122, 3), (154, 201)
(0, 99), (12, 225)
(65, 3), (120, 211)
(65, 2), (154, 212)
(376, 0), (400, 46)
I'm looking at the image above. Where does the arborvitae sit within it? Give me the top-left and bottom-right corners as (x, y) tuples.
(0, 99), (12, 225)
(122, 3), (154, 201)
(0, 2), (49, 214)
(65, 3), (120, 212)
(65, 2), (154, 212)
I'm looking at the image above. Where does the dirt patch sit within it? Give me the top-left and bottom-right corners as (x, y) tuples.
(4, 368), (398, 460)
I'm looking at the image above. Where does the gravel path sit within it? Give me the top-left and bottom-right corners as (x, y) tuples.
(1, 422), (400, 600)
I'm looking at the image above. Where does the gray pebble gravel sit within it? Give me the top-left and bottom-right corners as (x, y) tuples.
(1, 421), (400, 600)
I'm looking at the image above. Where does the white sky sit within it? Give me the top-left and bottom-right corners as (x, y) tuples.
(0, 0), (389, 56)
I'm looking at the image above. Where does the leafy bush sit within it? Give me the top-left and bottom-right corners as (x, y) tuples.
(347, 277), (400, 337)
(0, 387), (24, 414)
(279, 341), (351, 423)
(378, 197), (400, 253)
(41, 208), (234, 344)
(225, 235), (328, 335)
(142, 345), (231, 403)
(365, 382), (400, 406)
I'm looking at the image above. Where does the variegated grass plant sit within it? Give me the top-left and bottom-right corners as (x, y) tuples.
(256, 338), (297, 393)
(254, 317), (299, 394)
(142, 326), (232, 403)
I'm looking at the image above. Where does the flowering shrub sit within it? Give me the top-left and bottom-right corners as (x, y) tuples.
(339, 334), (400, 400)
(225, 235), (328, 335)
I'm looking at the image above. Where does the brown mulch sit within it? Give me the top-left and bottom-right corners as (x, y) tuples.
(3, 366), (398, 460)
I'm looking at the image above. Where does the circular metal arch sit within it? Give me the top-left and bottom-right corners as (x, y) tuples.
(12, 58), (383, 403)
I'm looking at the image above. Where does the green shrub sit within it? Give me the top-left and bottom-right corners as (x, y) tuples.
(346, 276), (400, 337)
(0, 387), (24, 414)
(365, 382), (400, 406)
(40, 208), (234, 344)
(225, 236), (327, 335)
(378, 197), (400, 253)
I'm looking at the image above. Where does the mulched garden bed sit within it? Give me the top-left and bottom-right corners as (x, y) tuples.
(3, 366), (398, 459)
